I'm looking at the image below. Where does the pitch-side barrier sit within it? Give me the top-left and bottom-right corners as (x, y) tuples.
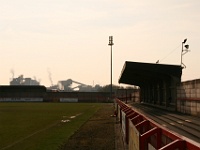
(115, 98), (200, 150)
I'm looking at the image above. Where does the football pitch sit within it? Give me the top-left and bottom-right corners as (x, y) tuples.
(0, 102), (102, 150)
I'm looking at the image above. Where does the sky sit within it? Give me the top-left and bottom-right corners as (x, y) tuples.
(0, 0), (200, 87)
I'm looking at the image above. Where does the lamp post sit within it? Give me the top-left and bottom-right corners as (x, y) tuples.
(181, 39), (190, 68)
(108, 36), (114, 100)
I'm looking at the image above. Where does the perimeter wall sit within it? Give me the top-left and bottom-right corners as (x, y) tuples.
(177, 79), (200, 117)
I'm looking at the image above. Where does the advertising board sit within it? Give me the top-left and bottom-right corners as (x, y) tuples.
(60, 98), (78, 102)
(0, 98), (43, 102)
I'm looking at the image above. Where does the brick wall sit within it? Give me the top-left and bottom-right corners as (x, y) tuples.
(177, 79), (200, 117)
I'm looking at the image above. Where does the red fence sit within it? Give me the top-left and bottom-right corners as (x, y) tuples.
(115, 99), (200, 150)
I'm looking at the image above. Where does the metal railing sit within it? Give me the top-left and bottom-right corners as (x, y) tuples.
(115, 99), (200, 150)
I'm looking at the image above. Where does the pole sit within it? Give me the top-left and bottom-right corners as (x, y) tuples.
(181, 42), (183, 66)
(108, 36), (114, 100)
(111, 44), (112, 100)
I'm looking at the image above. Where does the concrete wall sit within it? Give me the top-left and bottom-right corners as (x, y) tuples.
(177, 79), (200, 117)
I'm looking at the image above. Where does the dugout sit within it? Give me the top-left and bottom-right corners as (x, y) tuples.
(118, 61), (182, 111)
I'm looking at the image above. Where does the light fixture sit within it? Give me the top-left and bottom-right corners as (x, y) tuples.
(181, 39), (190, 68)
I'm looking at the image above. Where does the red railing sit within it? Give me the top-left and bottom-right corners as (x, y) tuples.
(115, 98), (200, 150)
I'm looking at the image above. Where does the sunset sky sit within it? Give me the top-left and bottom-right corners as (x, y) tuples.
(0, 0), (200, 87)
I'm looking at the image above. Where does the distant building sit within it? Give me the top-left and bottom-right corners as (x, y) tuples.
(10, 75), (40, 85)
(57, 79), (100, 92)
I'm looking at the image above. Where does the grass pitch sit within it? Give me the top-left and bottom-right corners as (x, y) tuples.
(0, 103), (102, 150)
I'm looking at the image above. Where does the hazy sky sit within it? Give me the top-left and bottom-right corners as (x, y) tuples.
(0, 0), (200, 87)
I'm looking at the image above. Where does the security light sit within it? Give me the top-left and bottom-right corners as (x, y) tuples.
(185, 45), (189, 49)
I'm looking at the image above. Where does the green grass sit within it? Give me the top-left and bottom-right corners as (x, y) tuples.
(0, 102), (102, 150)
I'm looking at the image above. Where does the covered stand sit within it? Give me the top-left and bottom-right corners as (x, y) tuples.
(119, 61), (182, 110)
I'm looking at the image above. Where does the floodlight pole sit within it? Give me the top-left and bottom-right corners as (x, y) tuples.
(108, 36), (114, 100)
(181, 39), (189, 68)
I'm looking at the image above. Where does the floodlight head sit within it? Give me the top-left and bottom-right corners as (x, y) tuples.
(108, 36), (114, 46)
(183, 39), (187, 44)
(185, 44), (189, 49)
